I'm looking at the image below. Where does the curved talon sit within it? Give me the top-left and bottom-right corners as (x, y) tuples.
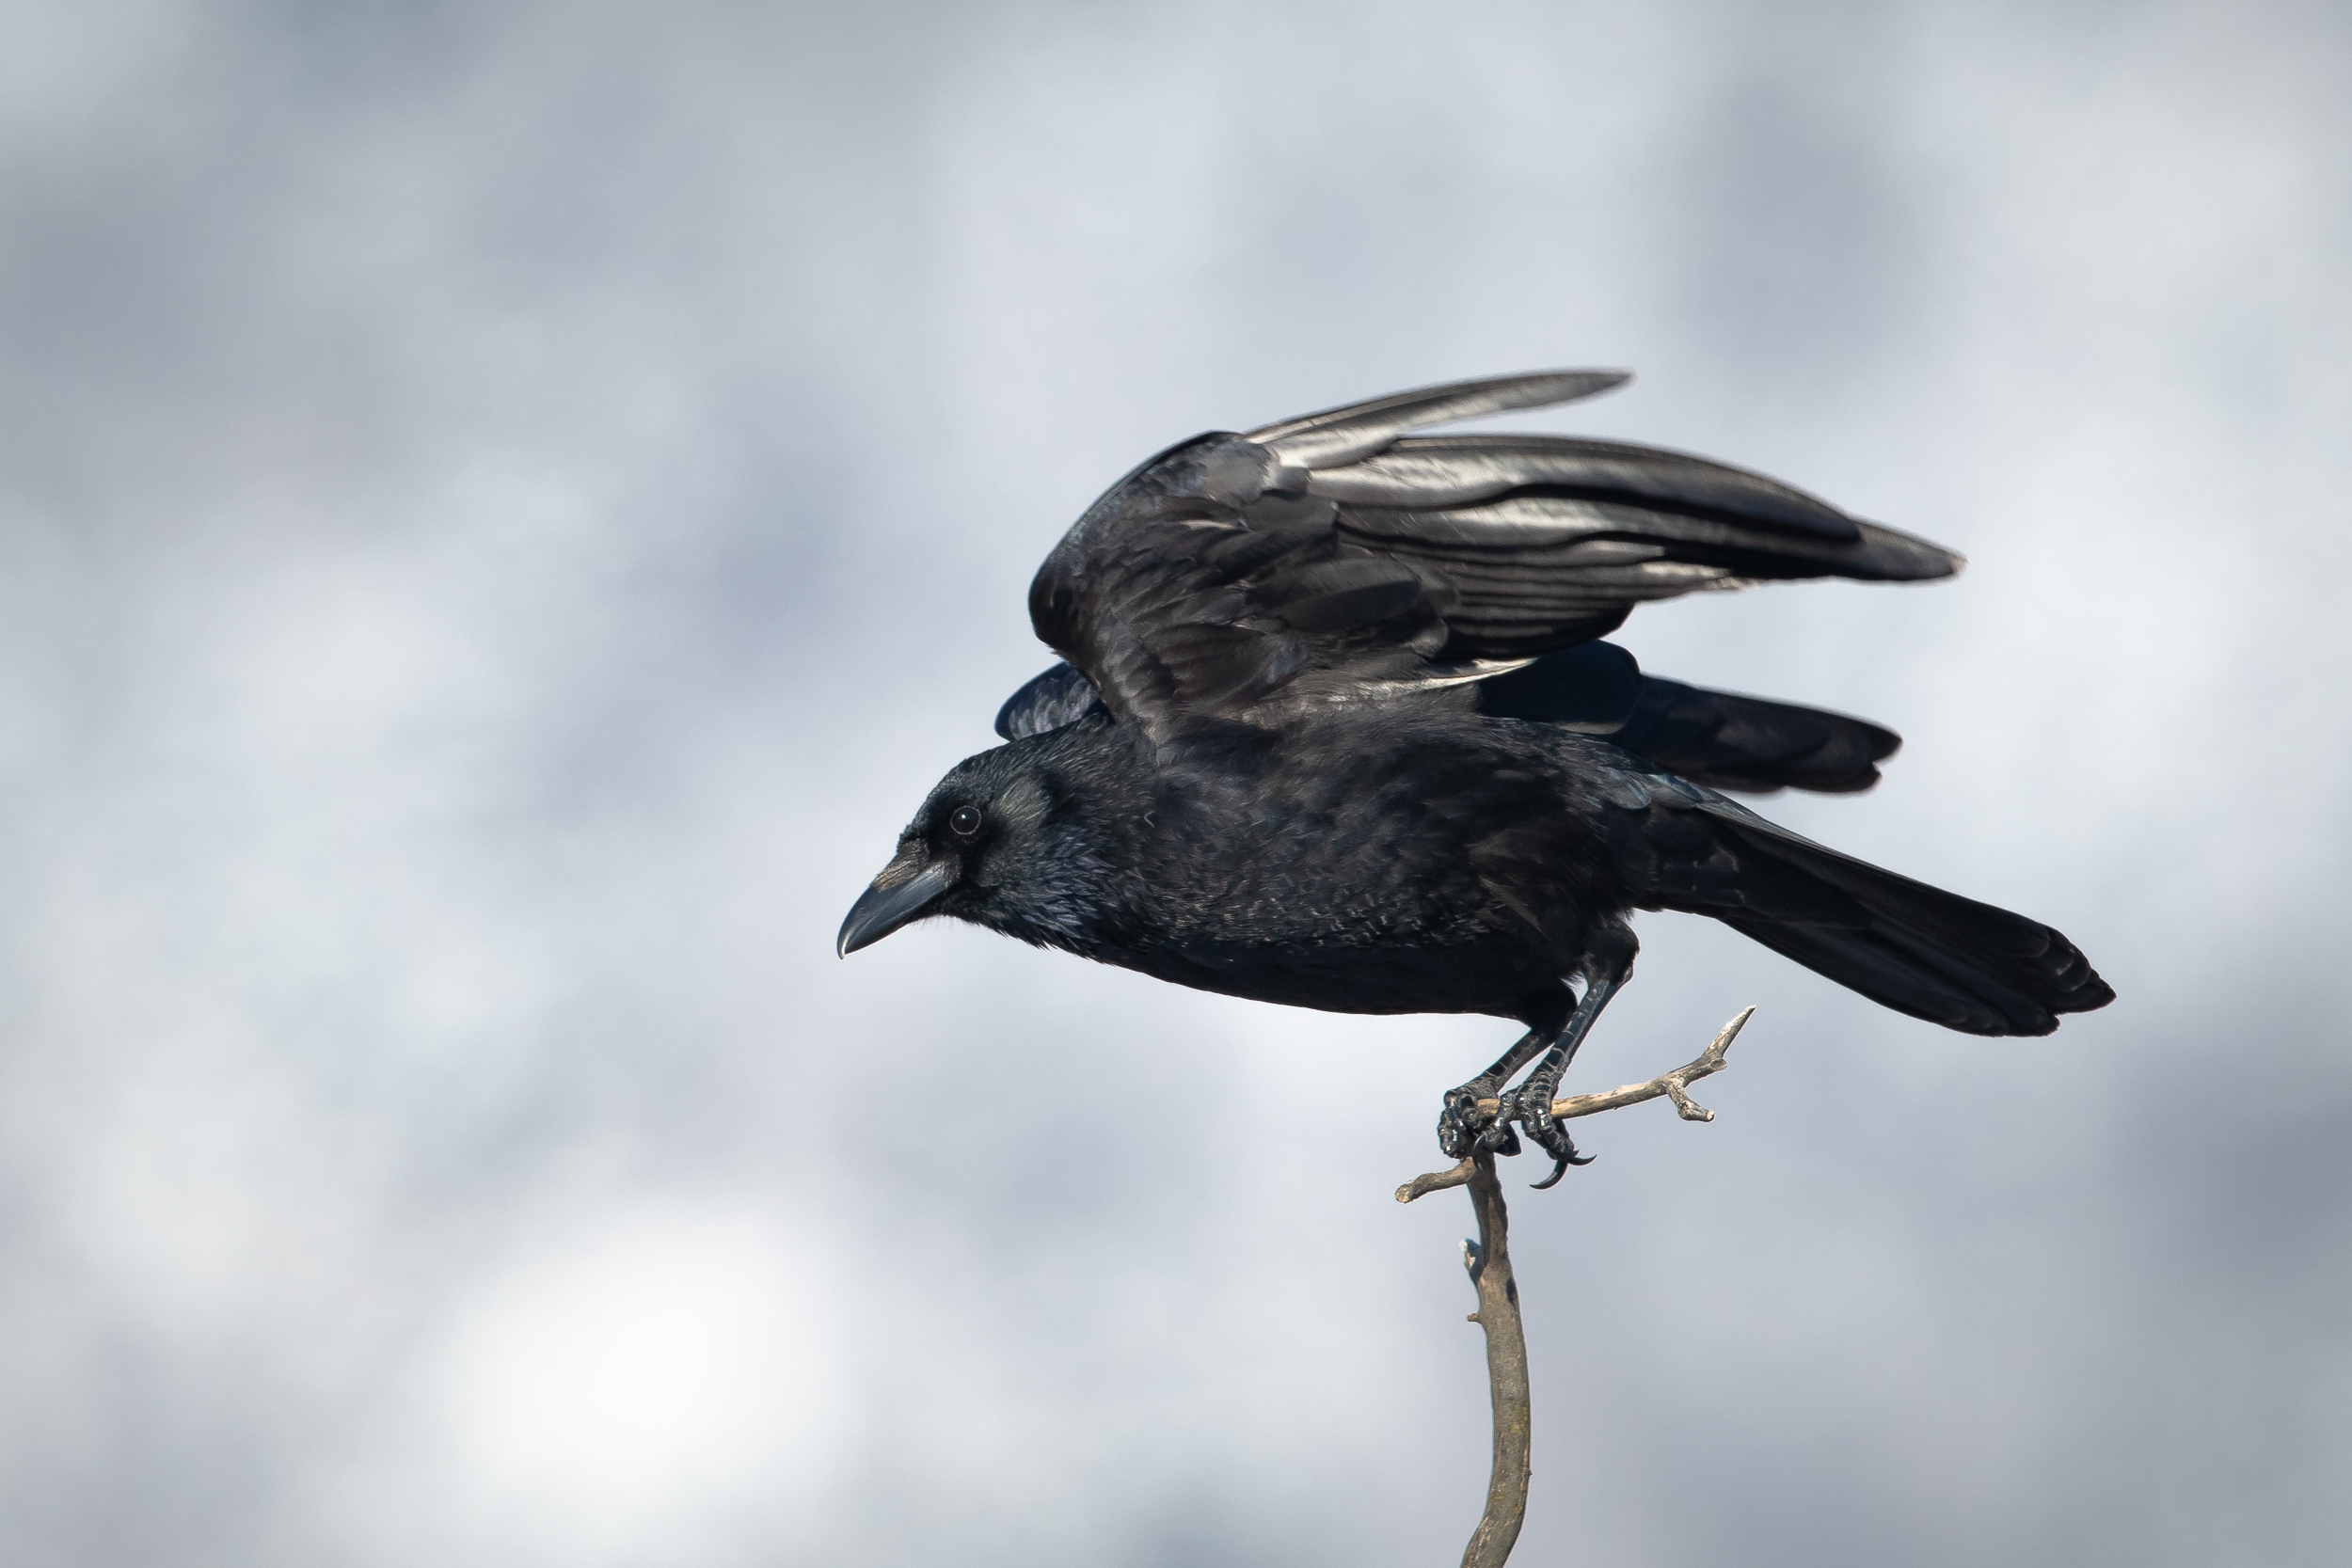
(1519, 1092), (1595, 1188)
(1474, 1112), (1521, 1157)
(1472, 1122), (1504, 1155)
(1528, 1145), (1596, 1190)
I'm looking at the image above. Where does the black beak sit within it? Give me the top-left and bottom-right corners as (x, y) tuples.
(837, 860), (956, 957)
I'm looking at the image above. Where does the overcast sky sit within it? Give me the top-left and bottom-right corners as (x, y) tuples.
(1, 3), (2347, 1565)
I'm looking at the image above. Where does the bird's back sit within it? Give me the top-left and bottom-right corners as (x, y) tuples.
(1081, 707), (1623, 1021)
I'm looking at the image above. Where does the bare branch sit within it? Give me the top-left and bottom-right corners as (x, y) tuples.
(1456, 1154), (1529, 1568)
(1390, 1006), (1756, 1567)
(1395, 1158), (1476, 1204)
(1474, 1004), (1754, 1127)
(1396, 1006), (1755, 1208)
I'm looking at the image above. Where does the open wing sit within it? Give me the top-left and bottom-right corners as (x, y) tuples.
(1026, 371), (1960, 738)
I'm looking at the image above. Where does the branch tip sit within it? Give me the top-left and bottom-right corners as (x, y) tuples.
(1396, 1157), (1478, 1204)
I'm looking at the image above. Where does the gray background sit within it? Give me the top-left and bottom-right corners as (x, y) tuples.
(1, 2), (2346, 1564)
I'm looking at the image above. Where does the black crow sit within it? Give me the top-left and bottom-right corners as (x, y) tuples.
(839, 372), (2113, 1181)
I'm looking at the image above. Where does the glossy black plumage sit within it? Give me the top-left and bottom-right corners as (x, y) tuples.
(844, 372), (2111, 1116)
(998, 641), (1903, 797)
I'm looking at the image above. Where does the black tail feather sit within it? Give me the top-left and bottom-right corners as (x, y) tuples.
(1708, 806), (2114, 1036)
(1609, 768), (2115, 1037)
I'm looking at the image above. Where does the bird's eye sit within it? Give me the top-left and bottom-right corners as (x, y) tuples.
(948, 805), (983, 838)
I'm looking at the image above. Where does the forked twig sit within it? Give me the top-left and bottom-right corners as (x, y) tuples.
(1393, 1006), (1756, 1567)
(1486, 1003), (1754, 1126)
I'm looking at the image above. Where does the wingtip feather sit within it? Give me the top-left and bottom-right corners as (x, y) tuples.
(1246, 369), (1634, 468)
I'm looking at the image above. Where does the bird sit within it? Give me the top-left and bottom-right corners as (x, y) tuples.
(837, 371), (2114, 1183)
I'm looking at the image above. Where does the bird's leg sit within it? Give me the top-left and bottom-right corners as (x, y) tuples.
(1510, 933), (1638, 1189)
(1437, 1027), (1549, 1160)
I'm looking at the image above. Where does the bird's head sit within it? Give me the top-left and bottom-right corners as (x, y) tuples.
(836, 728), (1123, 958)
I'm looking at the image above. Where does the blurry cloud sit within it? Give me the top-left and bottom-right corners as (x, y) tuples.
(417, 1200), (851, 1551)
(0, 2), (2346, 1565)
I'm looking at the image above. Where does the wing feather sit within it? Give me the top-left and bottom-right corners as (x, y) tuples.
(1307, 435), (1859, 539)
(1246, 370), (1630, 469)
(1026, 372), (1966, 735)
